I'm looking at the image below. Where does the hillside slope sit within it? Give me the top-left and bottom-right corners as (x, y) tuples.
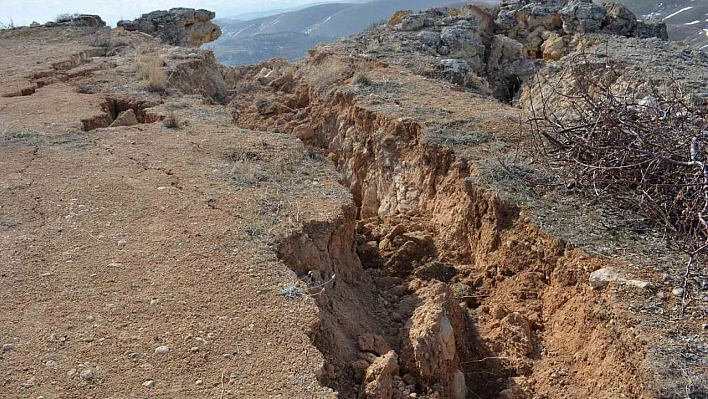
(217, 3), (355, 40)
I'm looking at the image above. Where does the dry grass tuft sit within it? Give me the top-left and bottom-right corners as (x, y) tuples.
(351, 72), (372, 86)
(136, 57), (167, 92)
(305, 59), (351, 97)
(162, 111), (180, 129)
(388, 10), (412, 25)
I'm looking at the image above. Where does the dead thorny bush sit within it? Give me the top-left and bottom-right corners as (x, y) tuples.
(524, 54), (708, 255)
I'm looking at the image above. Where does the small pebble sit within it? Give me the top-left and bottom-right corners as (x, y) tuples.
(672, 287), (685, 297)
(2, 343), (13, 352)
(142, 380), (155, 388)
(80, 369), (93, 380)
(22, 377), (35, 388)
(45, 360), (58, 368)
(118, 239), (127, 248)
(36, 396), (46, 399)
(190, 347), (199, 353)
(195, 379), (203, 385)
(155, 345), (170, 354)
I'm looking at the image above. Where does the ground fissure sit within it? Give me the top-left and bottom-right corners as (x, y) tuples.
(232, 53), (652, 398)
(2, 4), (704, 399)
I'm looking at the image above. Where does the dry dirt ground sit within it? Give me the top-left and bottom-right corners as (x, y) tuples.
(1, 21), (707, 399)
(0, 27), (342, 398)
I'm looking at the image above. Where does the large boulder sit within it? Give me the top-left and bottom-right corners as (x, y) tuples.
(358, 351), (399, 399)
(71, 14), (106, 28)
(603, 3), (637, 36)
(559, 0), (607, 34)
(632, 18), (668, 40)
(440, 21), (487, 71)
(496, 0), (565, 35)
(540, 32), (567, 61)
(45, 14), (105, 28)
(400, 282), (472, 399)
(117, 8), (221, 47)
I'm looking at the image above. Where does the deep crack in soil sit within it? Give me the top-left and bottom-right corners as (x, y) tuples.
(235, 54), (652, 399)
(1, 20), (687, 399)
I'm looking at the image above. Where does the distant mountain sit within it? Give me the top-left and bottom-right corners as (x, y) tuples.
(611, 0), (708, 49)
(220, 1), (368, 23)
(207, 0), (485, 65)
(216, 3), (355, 40)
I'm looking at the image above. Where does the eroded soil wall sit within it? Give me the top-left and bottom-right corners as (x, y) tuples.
(238, 57), (652, 399)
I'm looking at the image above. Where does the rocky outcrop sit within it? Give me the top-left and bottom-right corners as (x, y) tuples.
(166, 49), (229, 104)
(117, 8), (221, 47)
(633, 18), (668, 40)
(321, 0), (669, 102)
(43, 14), (106, 28)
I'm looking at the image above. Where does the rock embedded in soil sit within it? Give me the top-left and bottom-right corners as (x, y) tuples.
(359, 350), (399, 399)
(154, 345), (170, 354)
(501, 312), (535, 356)
(142, 380), (155, 388)
(109, 109), (139, 128)
(80, 369), (93, 380)
(589, 268), (618, 289)
(352, 359), (370, 383)
(358, 333), (392, 356)
(359, 351), (379, 364)
(2, 343), (14, 352)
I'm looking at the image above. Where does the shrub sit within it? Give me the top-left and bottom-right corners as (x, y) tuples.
(0, 18), (16, 30)
(162, 111), (179, 129)
(76, 84), (94, 94)
(352, 72), (372, 86)
(55, 13), (79, 23)
(305, 59), (350, 97)
(525, 54), (708, 253)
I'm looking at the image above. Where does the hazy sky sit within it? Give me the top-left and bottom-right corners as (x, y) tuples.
(0, 0), (324, 27)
